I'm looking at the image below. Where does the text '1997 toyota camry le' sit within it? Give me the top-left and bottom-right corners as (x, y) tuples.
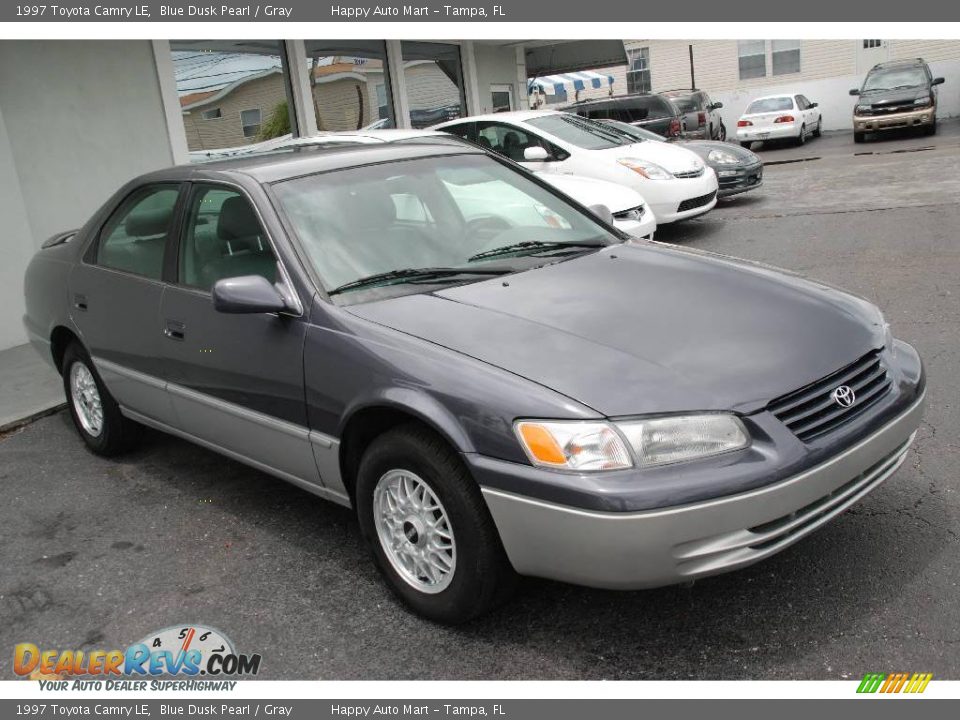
(24, 142), (925, 623)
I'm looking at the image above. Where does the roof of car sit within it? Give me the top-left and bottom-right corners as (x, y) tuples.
(746, 93), (798, 102)
(568, 93), (668, 106)
(434, 109), (561, 126)
(660, 89), (701, 97)
(138, 142), (483, 185)
(870, 58), (928, 70)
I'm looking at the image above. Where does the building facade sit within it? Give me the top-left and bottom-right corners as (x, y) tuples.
(567, 40), (960, 131)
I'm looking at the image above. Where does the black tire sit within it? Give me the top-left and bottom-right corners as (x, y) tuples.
(924, 119), (937, 136)
(717, 122), (727, 141)
(356, 424), (517, 624)
(61, 341), (142, 456)
(740, 141), (752, 149)
(813, 117), (822, 137)
(797, 124), (807, 145)
(854, 131), (866, 143)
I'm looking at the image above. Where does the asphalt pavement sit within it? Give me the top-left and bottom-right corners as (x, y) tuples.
(1, 123), (959, 680)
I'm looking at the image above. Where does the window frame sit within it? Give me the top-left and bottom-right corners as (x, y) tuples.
(169, 180), (303, 316)
(474, 120), (567, 163)
(85, 182), (186, 283)
(737, 40), (767, 80)
(201, 107), (223, 120)
(626, 47), (651, 95)
(771, 39), (802, 76)
(240, 108), (263, 139)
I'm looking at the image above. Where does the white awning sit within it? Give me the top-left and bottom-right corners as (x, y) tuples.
(528, 71), (615, 96)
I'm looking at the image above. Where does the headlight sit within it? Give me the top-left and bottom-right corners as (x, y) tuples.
(855, 104), (870, 114)
(913, 96), (933, 107)
(515, 420), (632, 471)
(707, 149), (740, 165)
(616, 414), (750, 467)
(618, 158), (674, 180)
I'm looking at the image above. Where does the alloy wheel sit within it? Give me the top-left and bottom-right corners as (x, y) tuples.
(70, 361), (104, 437)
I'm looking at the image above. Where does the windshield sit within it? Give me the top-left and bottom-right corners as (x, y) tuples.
(669, 96), (698, 112)
(272, 153), (618, 297)
(745, 97), (794, 114)
(525, 113), (632, 150)
(596, 119), (665, 143)
(863, 67), (927, 91)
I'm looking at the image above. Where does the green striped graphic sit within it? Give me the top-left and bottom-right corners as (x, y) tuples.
(857, 673), (886, 693)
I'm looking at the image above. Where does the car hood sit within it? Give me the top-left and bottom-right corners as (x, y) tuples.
(590, 140), (705, 175)
(678, 140), (760, 166)
(859, 86), (929, 106)
(347, 244), (884, 417)
(536, 173), (646, 213)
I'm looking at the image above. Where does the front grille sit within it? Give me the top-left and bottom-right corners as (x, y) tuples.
(673, 167), (705, 179)
(613, 205), (645, 221)
(767, 349), (891, 442)
(862, 104), (918, 116)
(677, 190), (716, 213)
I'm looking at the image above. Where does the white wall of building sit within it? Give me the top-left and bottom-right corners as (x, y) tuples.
(0, 40), (177, 351)
(472, 43), (526, 114)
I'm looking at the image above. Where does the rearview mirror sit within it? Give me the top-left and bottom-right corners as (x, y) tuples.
(849, 88), (860, 96)
(588, 204), (614, 225)
(212, 275), (287, 314)
(933, 77), (945, 85)
(523, 146), (549, 161)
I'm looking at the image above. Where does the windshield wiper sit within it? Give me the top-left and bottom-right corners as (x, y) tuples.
(327, 267), (509, 296)
(468, 240), (606, 263)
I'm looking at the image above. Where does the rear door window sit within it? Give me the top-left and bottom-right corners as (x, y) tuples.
(96, 185), (180, 280)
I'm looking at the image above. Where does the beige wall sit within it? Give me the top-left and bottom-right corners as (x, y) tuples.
(312, 74), (384, 131)
(182, 72), (288, 151)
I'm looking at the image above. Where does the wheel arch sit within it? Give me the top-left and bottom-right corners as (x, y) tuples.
(337, 391), (475, 503)
(50, 325), (82, 374)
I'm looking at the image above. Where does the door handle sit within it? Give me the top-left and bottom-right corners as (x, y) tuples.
(73, 294), (87, 311)
(163, 320), (186, 341)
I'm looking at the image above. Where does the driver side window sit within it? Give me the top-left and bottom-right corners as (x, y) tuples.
(178, 185), (277, 292)
(475, 122), (557, 162)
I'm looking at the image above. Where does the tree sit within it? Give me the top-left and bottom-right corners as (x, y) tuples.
(258, 100), (291, 141)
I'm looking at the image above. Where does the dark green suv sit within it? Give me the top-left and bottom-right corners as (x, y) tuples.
(850, 58), (945, 142)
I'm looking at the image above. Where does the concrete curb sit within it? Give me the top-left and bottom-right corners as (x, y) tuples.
(0, 402), (67, 434)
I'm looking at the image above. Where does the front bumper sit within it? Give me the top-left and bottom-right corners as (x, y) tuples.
(854, 107), (935, 133)
(481, 391), (924, 589)
(716, 162), (763, 197)
(613, 209), (657, 239)
(737, 123), (798, 143)
(643, 170), (719, 223)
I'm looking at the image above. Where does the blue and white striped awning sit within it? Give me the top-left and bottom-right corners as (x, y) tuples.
(528, 70), (615, 96)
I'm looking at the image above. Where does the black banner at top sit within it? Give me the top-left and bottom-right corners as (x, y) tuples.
(2, 0), (957, 22)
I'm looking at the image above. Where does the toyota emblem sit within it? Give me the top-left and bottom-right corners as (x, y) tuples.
(832, 385), (856, 408)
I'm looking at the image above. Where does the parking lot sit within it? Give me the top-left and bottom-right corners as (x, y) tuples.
(2, 122), (959, 681)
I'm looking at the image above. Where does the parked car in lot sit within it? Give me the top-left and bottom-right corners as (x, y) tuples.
(737, 94), (822, 148)
(850, 58), (944, 143)
(199, 129), (657, 239)
(598, 119), (763, 198)
(24, 142), (925, 624)
(434, 110), (718, 223)
(566, 93), (684, 138)
(662, 89), (726, 140)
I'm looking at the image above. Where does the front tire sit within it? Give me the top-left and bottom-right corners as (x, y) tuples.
(813, 117), (822, 137)
(740, 141), (752, 149)
(854, 131), (866, 143)
(62, 341), (141, 456)
(717, 122), (727, 141)
(797, 124), (807, 145)
(356, 424), (516, 624)
(924, 118), (937, 136)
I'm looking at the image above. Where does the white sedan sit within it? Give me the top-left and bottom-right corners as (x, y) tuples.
(736, 94), (822, 147)
(432, 110), (718, 224)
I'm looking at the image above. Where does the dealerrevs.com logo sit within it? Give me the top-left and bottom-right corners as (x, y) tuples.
(856, 672), (933, 694)
(14, 625), (261, 690)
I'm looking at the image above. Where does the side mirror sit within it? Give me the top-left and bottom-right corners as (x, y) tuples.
(212, 275), (287, 314)
(933, 77), (945, 85)
(711, 101), (724, 110)
(523, 146), (549, 161)
(588, 204), (614, 225)
(849, 88), (861, 96)
(809, 102), (819, 108)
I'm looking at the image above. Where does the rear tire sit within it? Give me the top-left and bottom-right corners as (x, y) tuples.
(356, 424), (517, 624)
(717, 122), (727, 141)
(854, 131), (866, 143)
(62, 342), (142, 456)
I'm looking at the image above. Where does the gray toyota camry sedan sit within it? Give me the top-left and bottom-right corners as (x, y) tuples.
(23, 143), (924, 623)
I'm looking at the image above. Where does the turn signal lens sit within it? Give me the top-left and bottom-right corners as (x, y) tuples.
(515, 421), (633, 472)
(737, 120), (753, 127)
(774, 115), (795, 123)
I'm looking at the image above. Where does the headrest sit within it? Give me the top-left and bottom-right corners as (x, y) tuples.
(477, 136), (493, 149)
(217, 195), (261, 240)
(124, 207), (172, 238)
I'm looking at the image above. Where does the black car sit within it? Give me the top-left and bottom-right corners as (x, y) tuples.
(850, 58), (944, 143)
(662, 88), (726, 141)
(567, 93), (683, 138)
(597, 119), (763, 198)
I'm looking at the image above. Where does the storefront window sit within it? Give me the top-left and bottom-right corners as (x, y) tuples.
(171, 41), (293, 158)
(303, 40), (395, 132)
(401, 41), (466, 128)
